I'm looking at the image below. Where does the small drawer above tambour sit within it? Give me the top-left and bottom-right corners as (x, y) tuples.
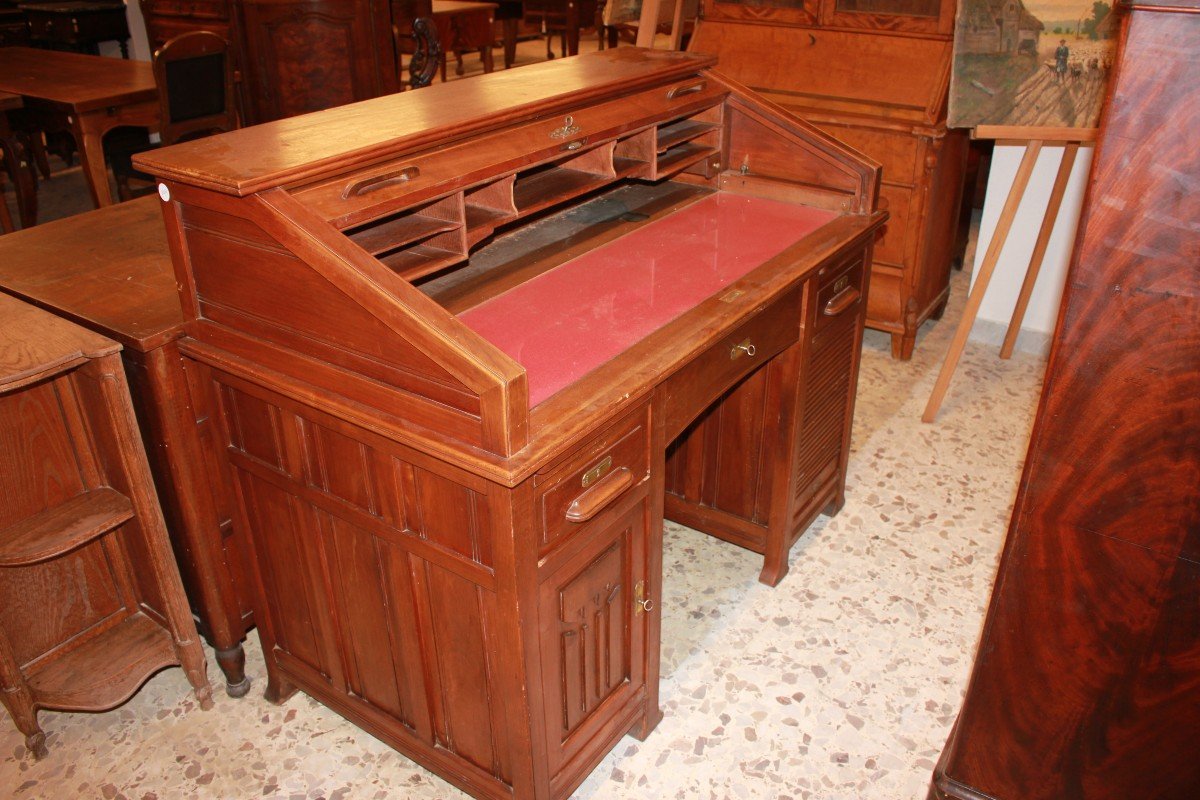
(535, 406), (651, 555)
(815, 257), (865, 333)
(659, 287), (800, 443)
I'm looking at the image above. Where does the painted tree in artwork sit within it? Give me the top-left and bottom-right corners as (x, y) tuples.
(1082, 2), (1111, 40)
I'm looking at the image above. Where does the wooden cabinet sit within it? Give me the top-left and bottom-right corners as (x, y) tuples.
(930, 4), (1200, 798)
(0, 294), (213, 758)
(135, 48), (885, 799)
(0, 198), (256, 698)
(137, 0), (399, 124)
(690, 0), (968, 359)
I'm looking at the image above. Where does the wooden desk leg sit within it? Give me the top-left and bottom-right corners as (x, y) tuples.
(481, 41), (494, 73)
(922, 140), (1042, 422)
(1000, 142), (1079, 359)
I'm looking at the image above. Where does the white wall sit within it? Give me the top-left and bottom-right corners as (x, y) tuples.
(966, 143), (1094, 355)
(98, 1), (152, 61)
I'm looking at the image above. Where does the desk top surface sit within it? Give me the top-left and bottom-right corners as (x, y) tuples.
(0, 47), (156, 111)
(0, 197), (181, 352)
(0, 91), (21, 112)
(0, 292), (119, 391)
(461, 193), (836, 406)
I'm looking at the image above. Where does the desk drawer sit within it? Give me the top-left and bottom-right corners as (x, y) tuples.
(535, 406), (650, 555)
(815, 257), (866, 333)
(660, 287), (800, 443)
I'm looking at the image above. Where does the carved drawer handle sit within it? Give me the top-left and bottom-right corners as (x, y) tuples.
(342, 166), (420, 199)
(824, 286), (861, 317)
(565, 467), (634, 523)
(667, 80), (706, 100)
(730, 339), (757, 360)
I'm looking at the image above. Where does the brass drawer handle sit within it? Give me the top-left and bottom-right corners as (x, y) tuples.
(730, 339), (757, 360)
(667, 80), (706, 100)
(342, 166), (420, 199)
(565, 467), (633, 523)
(823, 286), (861, 317)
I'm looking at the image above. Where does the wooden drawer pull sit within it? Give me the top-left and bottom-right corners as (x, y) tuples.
(565, 467), (633, 523)
(667, 80), (706, 100)
(342, 166), (420, 199)
(823, 286), (861, 317)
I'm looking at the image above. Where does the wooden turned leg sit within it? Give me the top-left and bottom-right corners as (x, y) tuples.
(215, 644), (251, 698)
(891, 331), (916, 360)
(264, 671), (297, 705)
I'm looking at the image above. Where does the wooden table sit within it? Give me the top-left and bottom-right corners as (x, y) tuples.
(0, 197), (254, 697)
(0, 90), (36, 230)
(431, 0), (496, 80)
(0, 47), (157, 209)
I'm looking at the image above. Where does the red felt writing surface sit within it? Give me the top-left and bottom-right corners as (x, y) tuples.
(459, 193), (835, 406)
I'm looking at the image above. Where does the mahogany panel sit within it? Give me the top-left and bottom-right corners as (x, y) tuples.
(932, 5), (1200, 799)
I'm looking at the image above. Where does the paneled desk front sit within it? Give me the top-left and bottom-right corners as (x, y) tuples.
(137, 48), (885, 800)
(0, 199), (254, 696)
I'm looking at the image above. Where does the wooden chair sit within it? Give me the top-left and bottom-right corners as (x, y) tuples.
(109, 31), (238, 201)
(393, 14), (444, 89)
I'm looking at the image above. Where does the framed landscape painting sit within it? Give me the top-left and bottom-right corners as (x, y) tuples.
(948, 0), (1119, 129)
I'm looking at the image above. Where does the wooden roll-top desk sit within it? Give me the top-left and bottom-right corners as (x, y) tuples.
(136, 48), (885, 800)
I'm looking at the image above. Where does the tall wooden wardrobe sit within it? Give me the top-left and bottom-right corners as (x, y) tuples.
(931, 3), (1200, 798)
(690, 0), (967, 358)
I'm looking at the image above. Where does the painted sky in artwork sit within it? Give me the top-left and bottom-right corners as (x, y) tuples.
(1028, 0), (1109, 21)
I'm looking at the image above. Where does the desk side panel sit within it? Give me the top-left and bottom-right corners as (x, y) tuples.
(160, 184), (528, 455)
(213, 374), (524, 797)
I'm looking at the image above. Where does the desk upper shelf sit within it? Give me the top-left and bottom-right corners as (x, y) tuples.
(135, 47), (882, 478)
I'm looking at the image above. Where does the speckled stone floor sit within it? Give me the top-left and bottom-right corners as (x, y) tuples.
(1, 252), (1048, 799)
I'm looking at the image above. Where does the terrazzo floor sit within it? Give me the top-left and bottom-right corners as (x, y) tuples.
(0, 257), (1048, 800)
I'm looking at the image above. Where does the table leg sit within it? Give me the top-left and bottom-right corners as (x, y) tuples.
(74, 110), (116, 208)
(1, 122), (38, 229)
(502, 18), (517, 68)
(481, 42), (494, 73)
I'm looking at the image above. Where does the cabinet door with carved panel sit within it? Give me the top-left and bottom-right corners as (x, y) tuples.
(537, 499), (650, 784)
(239, 0), (398, 123)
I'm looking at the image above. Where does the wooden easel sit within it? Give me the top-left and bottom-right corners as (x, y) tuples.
(922, 125), (1097, 423)
(634, 0), (690, 49)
